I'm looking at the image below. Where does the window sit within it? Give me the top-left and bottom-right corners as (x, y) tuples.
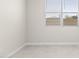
(45, 0), (78, 26)
(63, 13), (78, 25)
(46, 13), (60, 25)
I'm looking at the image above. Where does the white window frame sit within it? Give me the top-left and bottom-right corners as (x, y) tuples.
(45, 0), (79, 26)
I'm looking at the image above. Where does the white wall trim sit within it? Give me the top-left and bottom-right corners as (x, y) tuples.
(6, 42), (26, 58)
(26, 42), (79, 46)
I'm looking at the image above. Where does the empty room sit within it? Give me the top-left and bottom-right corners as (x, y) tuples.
(0, 0), (79, 58)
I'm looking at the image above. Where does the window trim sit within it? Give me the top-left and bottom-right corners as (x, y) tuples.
(45, 0), (79, 26)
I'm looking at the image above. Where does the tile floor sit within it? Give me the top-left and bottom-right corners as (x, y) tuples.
(11, 45), (79, 58)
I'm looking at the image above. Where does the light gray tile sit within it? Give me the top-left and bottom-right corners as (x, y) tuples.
(11, 45), (79, 58)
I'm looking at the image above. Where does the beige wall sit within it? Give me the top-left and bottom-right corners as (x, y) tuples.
(27, 0), (79, 43)
(0, 0), (27, 57)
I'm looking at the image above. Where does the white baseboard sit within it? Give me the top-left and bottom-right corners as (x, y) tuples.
(6, 43), (26, 58)
(26, 42), (79, 46)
